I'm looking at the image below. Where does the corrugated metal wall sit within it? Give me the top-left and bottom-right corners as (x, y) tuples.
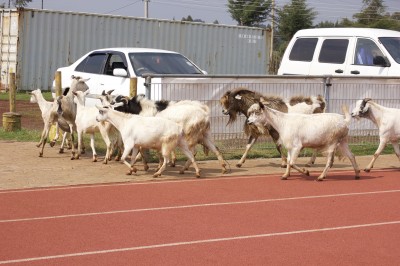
(0, 8), (270, 91)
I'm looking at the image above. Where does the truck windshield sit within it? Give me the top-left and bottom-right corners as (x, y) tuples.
(379, 37), (400, 64)
(129, 53), (203, 76)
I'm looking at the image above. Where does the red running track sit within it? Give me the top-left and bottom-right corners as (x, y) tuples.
(0, 169), (399, 265)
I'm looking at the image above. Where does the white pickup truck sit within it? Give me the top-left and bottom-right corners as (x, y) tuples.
(52, 47), (205, 106)
(278, 28), (400, 76)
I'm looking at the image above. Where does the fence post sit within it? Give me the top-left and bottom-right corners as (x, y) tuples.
(55, 71), (62, 97)
(324, 76), (332, 113)
(2, 72), (21, 131)
(129, 77), (137, 97)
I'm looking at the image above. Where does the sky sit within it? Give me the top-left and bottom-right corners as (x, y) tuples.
(25, 0), (400, 25)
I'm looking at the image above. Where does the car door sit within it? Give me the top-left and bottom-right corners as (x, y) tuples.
(74, 51), (131, 107)
(309, 38), (350, 75)
(345, 38), (389, 76)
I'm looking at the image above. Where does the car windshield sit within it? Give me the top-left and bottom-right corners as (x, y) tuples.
(129, 52), (203, 76)
(379, 37), (400, 64)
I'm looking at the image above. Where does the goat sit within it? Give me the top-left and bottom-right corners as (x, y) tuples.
(95, 104), (201, 178)
(29, 89), (74, 156)
(351, 98), (400, 172)
(220, 88), (326, 168)
(100, 91), (227, 174)
(247, 100), (360, 181)
(71, 90), (123, 163)
(56, 75), (89, 159)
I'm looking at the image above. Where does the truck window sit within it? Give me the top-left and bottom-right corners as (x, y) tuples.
(318, 39), (348, 64)
(379, 37), (400, 64)
(288, 38), (318, 62)
(355, 39), (384, 66)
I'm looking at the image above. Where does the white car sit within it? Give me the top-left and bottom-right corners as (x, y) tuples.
(278, 28), (400, 76)
(52, 47), (205, 106)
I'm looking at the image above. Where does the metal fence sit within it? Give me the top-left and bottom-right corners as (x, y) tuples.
(143, 75), (400, 157)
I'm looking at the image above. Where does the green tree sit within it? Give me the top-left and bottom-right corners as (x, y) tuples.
(227, 0), (272, 26)
(353, 0), (385, 25)
(277, 0), (316, 42)
(10, 0), (32, 7)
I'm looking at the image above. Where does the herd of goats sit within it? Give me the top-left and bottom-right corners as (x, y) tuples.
(29, 76), (400, 181)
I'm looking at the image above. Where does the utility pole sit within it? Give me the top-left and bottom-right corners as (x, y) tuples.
(143, 0), (150, 18)
(270, 0), (274, 59)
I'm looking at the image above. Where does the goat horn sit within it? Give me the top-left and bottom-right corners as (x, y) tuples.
(112, 102), (124, 108)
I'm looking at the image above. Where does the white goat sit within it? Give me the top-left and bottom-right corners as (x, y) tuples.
(73, 90), (122, 163)
(56, 76), (89, 159)
(99, 92), (227, 174)
(29, 89), (73, 156)
(95, 104), (201, 178)
(247, 100), (360, 181)
(351, 98), (400, 172)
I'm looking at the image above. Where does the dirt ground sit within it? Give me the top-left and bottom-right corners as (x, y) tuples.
(1, 100), (399, 190)
(1, 139), (399, 191)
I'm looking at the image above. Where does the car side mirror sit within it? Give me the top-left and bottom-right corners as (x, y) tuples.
(373, 56), (391, 67)
(113, 68), (128, 77)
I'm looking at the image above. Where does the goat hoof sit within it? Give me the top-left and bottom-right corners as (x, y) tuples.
(281, 176), (288, 180)
(36, 144), (41, 148)
(355, 176), (360, 180)
(50, 141), (56, 147)
(196, 172), (201, 178)
(316, 178), (324, 181)
(153, 173), (161, 178)
(179, 169), (185, 174)
(59, 148), (64, 154)
(103, 160), (108, 165)
(364, 168), (371, 172)
(304, 169), (310, 176)
(143, 165), (149, 171)
(38, 153), (43, 157)
(236, 163), (242, 168)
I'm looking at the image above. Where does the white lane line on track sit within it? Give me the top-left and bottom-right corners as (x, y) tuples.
(1, 220), (399, 264)
(0, 168), (396, 194)
(1, 189), (399, 223)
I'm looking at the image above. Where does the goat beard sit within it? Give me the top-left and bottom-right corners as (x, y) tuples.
(226, 111), (239, 125)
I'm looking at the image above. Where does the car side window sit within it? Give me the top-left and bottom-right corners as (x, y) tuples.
(75, 53), (107, 74)
(289, 38), (318, 62)
(318, 39), (349, 64)
(104, 54), (127, 76)
(354, 38), (384, 66)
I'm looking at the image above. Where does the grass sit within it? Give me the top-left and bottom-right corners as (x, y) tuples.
(0, 90), (53, 101)
(0, 127), (396, 162)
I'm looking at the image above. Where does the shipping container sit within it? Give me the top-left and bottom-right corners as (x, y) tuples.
(0, 8), (270, 91)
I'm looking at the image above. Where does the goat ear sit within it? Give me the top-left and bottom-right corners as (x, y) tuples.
(112, 102), (124, 108)
(72, 91), (78, 96)
(101, 90), (106, 96)
(106, 89), (114, 95)
(364, 98), (372, 102)
(95, 104), (105, 110)
(259, 102), (265, 110)
(234, 94), (242, 100)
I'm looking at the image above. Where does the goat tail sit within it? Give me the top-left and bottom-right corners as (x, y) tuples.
(341, 105), (351, 124)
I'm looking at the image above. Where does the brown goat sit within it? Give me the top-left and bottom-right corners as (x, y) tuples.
(220, 88), (326, 168)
